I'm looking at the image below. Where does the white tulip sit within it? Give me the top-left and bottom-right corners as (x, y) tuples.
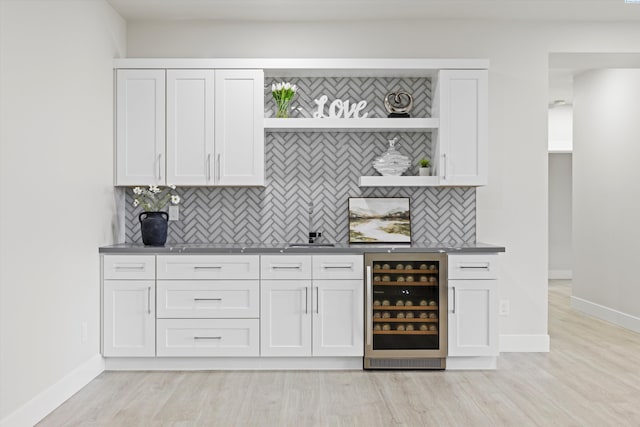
(271, 83), (276, 92)
(291, 85), (298, 92)
(284, 82), (291, 90)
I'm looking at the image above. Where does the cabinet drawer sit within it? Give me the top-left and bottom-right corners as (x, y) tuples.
(157, 281), (259, 318)
(312, 255), (363, 280)
(157, 255), (259, 280)
(156, 319), (259, 357)
(103, 255), (155, 280)
(261, 255), (312, 280)
(448, 254), (498, 280)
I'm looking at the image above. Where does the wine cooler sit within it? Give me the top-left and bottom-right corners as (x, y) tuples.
(364, 253), (447, 369)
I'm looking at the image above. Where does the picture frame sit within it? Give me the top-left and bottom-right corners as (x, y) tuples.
(348, 197), (411, 244)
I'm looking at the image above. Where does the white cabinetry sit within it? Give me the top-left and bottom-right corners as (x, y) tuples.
(115, 69), (264, 186)
(166, 69), (215, 185)
(436, 70), (488, 186)
(260, 255), (363, 357)
(156, 255), (260, 357)
(215, 70), (265, 186)
(102, 255), (156, 357)
(447, 254), (498, 358)
(115, 70), (165, 186)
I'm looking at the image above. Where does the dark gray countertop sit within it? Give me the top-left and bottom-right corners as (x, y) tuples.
(99, 242), (505, 254)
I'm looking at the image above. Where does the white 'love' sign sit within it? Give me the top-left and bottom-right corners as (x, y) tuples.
(313, 95), (369, 119)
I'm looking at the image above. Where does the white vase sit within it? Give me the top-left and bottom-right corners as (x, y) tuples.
(419, 167), (431, 176)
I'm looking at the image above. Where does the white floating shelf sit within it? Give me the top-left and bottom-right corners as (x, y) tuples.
(359, 176), (440, 187)
(264, 118), (439, 132)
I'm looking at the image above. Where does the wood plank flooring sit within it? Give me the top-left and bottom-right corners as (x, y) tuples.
(38, 280), (640, 426)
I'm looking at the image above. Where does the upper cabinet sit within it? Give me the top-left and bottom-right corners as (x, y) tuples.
(215, 70), (265, 186)
(115, 68), (265, 187)
(116, 70), (166, 186)
(435, 70), (488, 186)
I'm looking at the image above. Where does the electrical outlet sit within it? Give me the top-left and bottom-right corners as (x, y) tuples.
(499, 299), (510, 316)
(169, 205), (179, 221)
(81, 322), (88, 344)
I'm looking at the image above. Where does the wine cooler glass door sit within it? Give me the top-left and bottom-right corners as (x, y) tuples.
(365, 253), (447, 359)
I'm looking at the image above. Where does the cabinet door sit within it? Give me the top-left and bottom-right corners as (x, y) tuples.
(260, 280), (311, 356)
(116, 69), (165, 186)
(437, 70), (488, 186)
(214, 70), (264, 186)
(166, 70), (215, 185)
(103, 281), (155, 357)
(313, 280), (363, 357)
(448, 279), (498, 356)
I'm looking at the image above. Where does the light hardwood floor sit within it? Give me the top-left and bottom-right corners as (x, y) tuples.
(38, 280), (640, 426)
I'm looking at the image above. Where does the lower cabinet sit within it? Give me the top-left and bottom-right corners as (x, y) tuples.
(447, 254), (499, 358)
(448, 280), (498, 356)
(260, 255), (364, 357)
(103, 280), (155, 357)
(260, 279), (363, 357)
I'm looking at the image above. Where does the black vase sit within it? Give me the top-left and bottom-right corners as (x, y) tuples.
(139, 211), (169, 246)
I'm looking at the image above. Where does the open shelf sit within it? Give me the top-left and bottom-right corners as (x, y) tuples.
(359, 175), (440, 187)
(264, 117), (439, 132)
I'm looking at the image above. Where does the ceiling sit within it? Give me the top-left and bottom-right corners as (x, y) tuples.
(106, 0), (640, 22)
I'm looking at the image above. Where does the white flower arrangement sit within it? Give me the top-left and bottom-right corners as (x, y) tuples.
(132, 185), (180, 212)
(271, 81), (298, 118)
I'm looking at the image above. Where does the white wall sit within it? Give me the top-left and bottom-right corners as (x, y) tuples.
(125, 20), (640, 350)
(548, 105), (573, 152)
(572, 69), (640, 331)
(548, 153), (572, 278)
(0, 0), (125, 423)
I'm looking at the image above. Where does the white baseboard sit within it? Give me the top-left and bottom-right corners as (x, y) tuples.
(571, 296), (640, 333)
(0, 354), (105, 427)
(549, 270), (572, 280)
(499, 334), (550, 352)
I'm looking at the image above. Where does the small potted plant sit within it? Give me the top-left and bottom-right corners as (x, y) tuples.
(132, 185), (180, 246)
(419, 158), (431, 176)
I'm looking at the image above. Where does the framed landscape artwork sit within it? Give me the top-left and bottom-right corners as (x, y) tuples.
(348, 197), (411, 244)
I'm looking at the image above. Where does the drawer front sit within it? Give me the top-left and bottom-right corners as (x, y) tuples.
(157, 255), (259, 280)
(261, 255), (312, 280)
(157, 281), (259, 318)
(312, 255), (363, 280)
(156, 319), (259, 357)
(103, 255), (155, 280)
(448, 254), (499, 280)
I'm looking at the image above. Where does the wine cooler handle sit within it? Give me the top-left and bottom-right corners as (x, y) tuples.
(366, 265), (372, 346)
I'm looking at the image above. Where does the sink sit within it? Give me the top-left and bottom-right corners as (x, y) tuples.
(288, 243), (336, 248)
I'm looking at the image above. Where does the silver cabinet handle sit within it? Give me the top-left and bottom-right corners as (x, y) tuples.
(322, 264), (353, 270)
(315, 286), (319, 314)
(147, 286), (151, 315)
(207, 154), (212, 181)
(193, 266), (222, 270)
(452, 286), (456, 314)
(157, 153), (162, 181)
(304, 287), (308, 314)
(217, 154), (221, 182)
(460, 265), (490, 270)
(194, 298), (222, 301)
(194, 336), (221, 340)
(114, 265), (145, 270)
(442, 153), (447, 180)
(272, 265), (301, 270)
(366, 266), (372, 346)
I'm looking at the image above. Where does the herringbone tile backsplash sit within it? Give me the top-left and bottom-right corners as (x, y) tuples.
(124, 77), (476, 244)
